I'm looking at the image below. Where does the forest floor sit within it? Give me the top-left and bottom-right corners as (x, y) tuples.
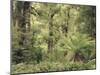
(11, 59), (96, 74)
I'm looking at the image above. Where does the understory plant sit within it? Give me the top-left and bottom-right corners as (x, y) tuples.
(63, 32), (95, 62)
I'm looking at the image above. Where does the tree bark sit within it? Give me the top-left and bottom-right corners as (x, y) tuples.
(48, 13), (54, 52)
(16, 1), (31, 48)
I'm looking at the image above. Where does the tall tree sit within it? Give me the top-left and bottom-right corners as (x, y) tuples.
(16, 1), (31, 48)
(12, 1), (32, 64)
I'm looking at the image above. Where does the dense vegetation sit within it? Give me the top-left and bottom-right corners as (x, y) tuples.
(11, 0), (96, 74)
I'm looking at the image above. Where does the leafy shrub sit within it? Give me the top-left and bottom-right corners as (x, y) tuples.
(64, 32), (95, 61)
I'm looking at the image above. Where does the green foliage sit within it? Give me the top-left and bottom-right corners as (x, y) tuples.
(11, 1), (96, 74)
(11, 60), (96, 74)
(77, 6), (96, 37)
(64, 32), (95, 61)
(32, 47), (43, 63)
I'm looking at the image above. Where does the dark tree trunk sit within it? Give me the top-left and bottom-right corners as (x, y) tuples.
(16, 1), (31, 48)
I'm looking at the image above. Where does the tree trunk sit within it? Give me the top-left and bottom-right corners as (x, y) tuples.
(48, 12), (54, 53)
(16, 1), (31, 48)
